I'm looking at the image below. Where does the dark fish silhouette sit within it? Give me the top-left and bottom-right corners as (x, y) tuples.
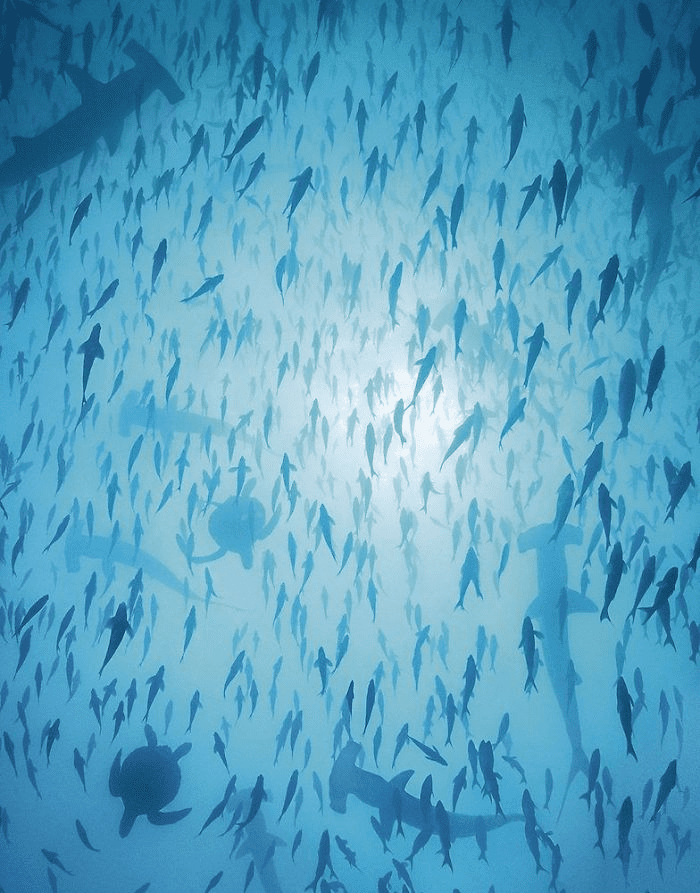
(0, 41), (183, 189)
(77, 323), (104, 405)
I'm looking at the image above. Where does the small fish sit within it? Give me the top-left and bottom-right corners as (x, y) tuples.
(88, 279), (119, 318)
(69, 194), (92, 245)
(151, 238), (167, 291)
(75, 819), (100, 852)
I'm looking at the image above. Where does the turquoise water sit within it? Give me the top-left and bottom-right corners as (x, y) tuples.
(0, 1), (699, 891)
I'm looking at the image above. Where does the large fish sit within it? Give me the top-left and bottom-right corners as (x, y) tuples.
(0, 41), (183, 189)
(519, 524), (596, 817)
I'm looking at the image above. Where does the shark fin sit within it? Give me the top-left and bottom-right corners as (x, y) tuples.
(564, 589), (598, 614)
(65, 64), (104, 102)
(389, 769), (414, 790)
(103, 120), (125, 156)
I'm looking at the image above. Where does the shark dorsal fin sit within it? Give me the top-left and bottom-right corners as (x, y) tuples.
(389, 769), (414, 789)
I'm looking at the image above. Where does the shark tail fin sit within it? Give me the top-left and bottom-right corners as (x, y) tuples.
(556, 745), (588, 822)
(123, 40), (184, 104)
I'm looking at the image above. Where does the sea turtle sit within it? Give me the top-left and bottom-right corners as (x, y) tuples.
(192, 479), (281, 569)
(109, 724), (191, 837)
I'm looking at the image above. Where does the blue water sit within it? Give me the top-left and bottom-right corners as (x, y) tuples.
(1, 1), (699, 891)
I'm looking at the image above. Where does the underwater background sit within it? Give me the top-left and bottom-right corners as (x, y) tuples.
(0, 0), (699, 891)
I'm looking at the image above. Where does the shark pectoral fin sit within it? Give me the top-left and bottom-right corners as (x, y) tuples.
(149, 807), (191, 826)
(526, 594), (545, 617)
(103, 120), (125, 156)
(566, 589), (598, 614)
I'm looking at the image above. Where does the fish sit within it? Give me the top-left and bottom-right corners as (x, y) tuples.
(151, 238), (167, 292)
(408, 736), (448, 766)
(493, 238), (505, 293)
(650, 760), (676, 822)
(616, 358), (636, 439)
(69, 193), (92, 245)
(505, 94), (526, 168)
(519, 523), (595, 817)
(575, 442), (603, 507)
(0, 41), (183, 189)
(14, 593), (49, 638)
(99, 602), (133, 676)
(496, 5), (517, 68)
(588, 121), (684, 312)
(414, 100), (426, 157)
(6, 276), (30, 329)
(643, 345), (664, 413)
(523, 323), (548, 388)
(600, 542), (625, 622)
(549, 475), (574, 542)
(616, 677), (637, 760)
(516, 175), (541, 230)
(75, 819), (99, 852)
(499, 396), (526, 450)
(550, 161), (567, 235)
(77, 323), (104, 405)
(329, 741), (521, 843)
(450, 299), (467, 359)
(450, 184), (464, 248)
(88, 278), (119, 318)
(420, 149), (444, 211)
(581, 30), (598, 88)
(284, 167), (314, 229)
(519, 616), (543, 693)
(406, 346), (437, 410)
(436, 82), (457, 136)
(223, 116), (265, 169)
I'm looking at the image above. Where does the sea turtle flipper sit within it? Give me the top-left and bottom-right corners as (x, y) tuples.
(173, 742), (192, 761)
(261, 503), (282, 539)
(108, 751), (122, 797)
(120, 809), (137, 838)
(144, 724), (157, 747)
(191, 547), (227, 564)
(148, 807), (191, 826)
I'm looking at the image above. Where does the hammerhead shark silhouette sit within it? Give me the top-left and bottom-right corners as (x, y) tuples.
(588, 119), (686, 314)
(329, 741), (522, 846)
(0, 39), (183, 189)
(518, 522), (597, 819)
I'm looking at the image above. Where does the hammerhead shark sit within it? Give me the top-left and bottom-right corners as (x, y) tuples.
(329, 741), (521, 845)
(0, 39), (183, 189)
(63, 523), (210, 608)
(118, 390), (230, 440)
(518, 522), (597, 819)
(588, 119), (686, 314)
